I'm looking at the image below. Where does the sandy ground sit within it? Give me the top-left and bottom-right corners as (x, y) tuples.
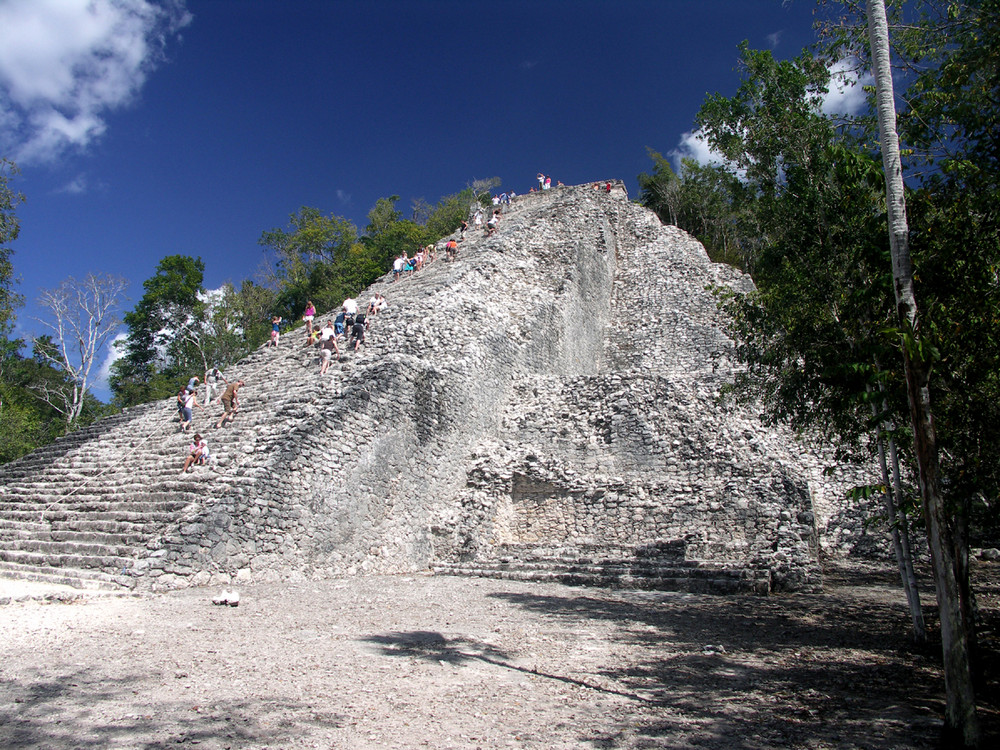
(1, 563), (998, 750)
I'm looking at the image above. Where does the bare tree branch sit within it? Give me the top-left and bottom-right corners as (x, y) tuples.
(33, 273), (128, 425)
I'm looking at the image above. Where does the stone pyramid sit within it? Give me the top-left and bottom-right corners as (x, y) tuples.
(0, 182), (874, 593)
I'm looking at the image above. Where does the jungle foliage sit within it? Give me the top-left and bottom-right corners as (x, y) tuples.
(638, 3), (999, 550)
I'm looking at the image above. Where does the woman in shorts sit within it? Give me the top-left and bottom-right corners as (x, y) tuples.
(269, 316), (282, 347)
(302, 301), (316, 336)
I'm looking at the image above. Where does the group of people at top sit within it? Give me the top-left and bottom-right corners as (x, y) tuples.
(177, 175), (597, 473)
(534, 173), (567, 192)
(393, 173), (574, 284)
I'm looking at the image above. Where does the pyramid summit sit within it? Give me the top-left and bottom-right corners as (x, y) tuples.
(0, 182), (874, 593)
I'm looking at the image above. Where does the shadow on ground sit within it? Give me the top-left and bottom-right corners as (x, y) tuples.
(0, 667), (345, 750)
(479, 584), (946, 749)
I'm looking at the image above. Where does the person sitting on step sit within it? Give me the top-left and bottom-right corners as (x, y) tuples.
(182, 434), (209, 473)
(367, 292), (387, 316)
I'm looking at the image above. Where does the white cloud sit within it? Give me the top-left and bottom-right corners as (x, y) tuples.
(55, 173), (90, 194)
(94, 331), (127, 392)
(0, 0), (191, 164)
(819, 58), (873, 117)
(766, 31), (783, 49)
(669, 130), (727, 172)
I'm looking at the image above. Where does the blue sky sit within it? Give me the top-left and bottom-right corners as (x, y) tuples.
(0, 0), (854, 400)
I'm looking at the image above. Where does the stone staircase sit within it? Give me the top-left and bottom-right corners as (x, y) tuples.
(433, 542), (772, 594)
(0, 406), (202, 589)
(0, 295), (402, 591)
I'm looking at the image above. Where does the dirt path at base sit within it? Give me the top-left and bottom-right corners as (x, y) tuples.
(1, 564), (998, 749)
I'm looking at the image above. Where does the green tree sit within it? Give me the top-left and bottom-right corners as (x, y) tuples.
(259, 207), (358, 292)
(110, 255), (206, 407)
(259, 207), (374, 320)
(423, 189), (477, 239)
(685, 6), (999, 737)
(361, 196), (429, 273)
(865, 2), (978, 742)
(638, 149), (683, 226)
(822, 2), (998, 740)
(0, 158), (25, 339)
(694, 43), (930, 641)
(638, 151), (749, 267)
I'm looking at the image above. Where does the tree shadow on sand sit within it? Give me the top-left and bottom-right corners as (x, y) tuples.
(362, 630), (651, 702)
(0, 667), (346, 750)
(481, 585), (948, 749)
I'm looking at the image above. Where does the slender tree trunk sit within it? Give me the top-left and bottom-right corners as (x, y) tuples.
(866, 1), (979, 744)
(870, 384), (925, 641)
(886, 423), (923, 621)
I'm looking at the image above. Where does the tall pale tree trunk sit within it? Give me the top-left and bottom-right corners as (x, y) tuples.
(866, 1), (980, 745)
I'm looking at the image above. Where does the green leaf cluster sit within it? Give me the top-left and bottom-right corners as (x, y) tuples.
(259, 186), (480, 325)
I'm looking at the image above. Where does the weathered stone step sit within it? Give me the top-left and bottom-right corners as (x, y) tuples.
(433, 562), (770, 595)
(0, 548), (133, 571)
(0, 497), (196, 513)
(446, 558), (750, 578)
(0, 516), (169, 538)
(0, 562), (129, 591)
(0, 517), (48, 530)
(483, 542), (676, 561)
(492, 541), (687, 564)
(0, 526), (146, 546)
(3, 538), (138, 558)
(2, 467), (249, 489)
(0, 509), (183, 525)
(1, 474), (213, 492)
